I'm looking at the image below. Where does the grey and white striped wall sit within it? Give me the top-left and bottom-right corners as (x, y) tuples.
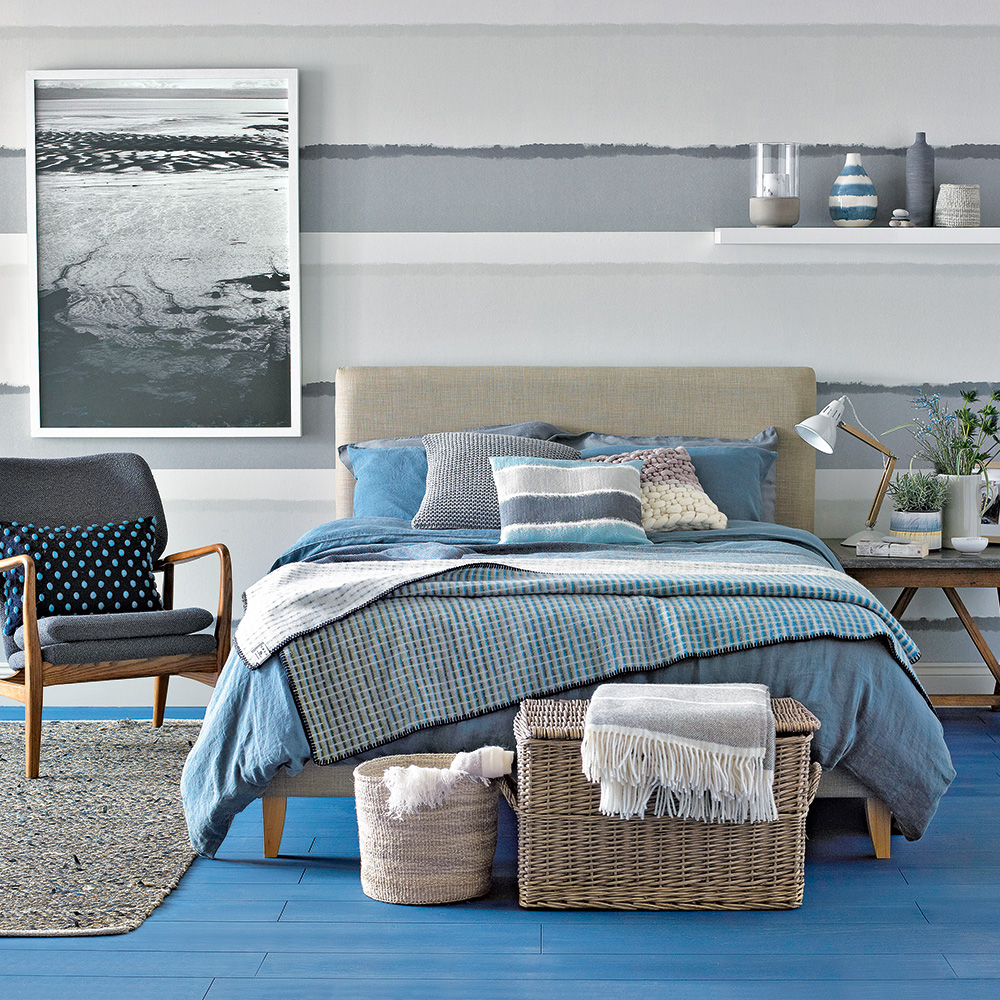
(2, 3), (1000, 703)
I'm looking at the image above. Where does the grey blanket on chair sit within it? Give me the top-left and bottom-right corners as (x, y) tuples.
(580, 683), (778, 822)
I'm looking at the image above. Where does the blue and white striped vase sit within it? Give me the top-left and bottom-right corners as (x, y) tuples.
(829, 152), (878, 227)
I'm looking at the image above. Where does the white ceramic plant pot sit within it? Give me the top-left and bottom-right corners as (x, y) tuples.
(941, 475), (984, 548)
(888, 510), (942, 550)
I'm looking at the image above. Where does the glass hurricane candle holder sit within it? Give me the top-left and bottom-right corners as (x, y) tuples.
(749, 142), (800, 227)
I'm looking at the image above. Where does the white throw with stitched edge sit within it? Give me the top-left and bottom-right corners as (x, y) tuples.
(580, 683), (778, 823)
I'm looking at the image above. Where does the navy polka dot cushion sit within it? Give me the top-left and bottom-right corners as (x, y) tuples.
(0, 516), (163, 637)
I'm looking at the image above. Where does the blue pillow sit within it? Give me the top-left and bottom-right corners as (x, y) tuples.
(338, 422), (571, 474)
(490, 456), (650, 545)
(684, 447), (777, 522)
(0, 516), (163, 637)
(580, 445), (776, 523)
(347, 445), (428, 520)
(564, 428), (778, 521)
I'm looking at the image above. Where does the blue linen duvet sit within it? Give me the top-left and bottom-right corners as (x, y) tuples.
(182, 518), (955, 857)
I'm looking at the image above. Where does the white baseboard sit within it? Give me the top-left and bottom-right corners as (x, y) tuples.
(913, 663), (998, 696)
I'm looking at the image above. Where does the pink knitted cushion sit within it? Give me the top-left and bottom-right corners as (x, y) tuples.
(587, 448), (726, 532)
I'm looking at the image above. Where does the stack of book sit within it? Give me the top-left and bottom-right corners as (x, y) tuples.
(856, 540), (929, 558)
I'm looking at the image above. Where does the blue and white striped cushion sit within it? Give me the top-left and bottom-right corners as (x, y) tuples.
(489, 457), (650, 544)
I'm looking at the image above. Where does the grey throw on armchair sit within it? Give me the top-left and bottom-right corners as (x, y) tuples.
(0, 453), (231, 777)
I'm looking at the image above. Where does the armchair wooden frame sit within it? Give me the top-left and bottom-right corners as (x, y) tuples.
(0, 543), (232, 778)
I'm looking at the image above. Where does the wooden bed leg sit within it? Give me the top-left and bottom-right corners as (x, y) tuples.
(262, 795), (287, 858)
(865, 797), (892, 859)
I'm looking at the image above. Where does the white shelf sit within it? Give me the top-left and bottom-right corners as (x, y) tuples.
(715, 227), (1000, 245)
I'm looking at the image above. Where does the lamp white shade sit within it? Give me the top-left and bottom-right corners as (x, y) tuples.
(794, 397), (846, 454)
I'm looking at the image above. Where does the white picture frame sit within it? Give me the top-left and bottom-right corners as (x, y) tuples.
(26, 69), (300, 436)
(980, 462), (1000, 542)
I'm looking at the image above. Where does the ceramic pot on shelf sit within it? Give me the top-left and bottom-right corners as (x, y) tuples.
(829, 152), (878, 227)
(888, 510), (943, 550)
(934, 184), (981, 228)
(941, 474), (986, 548)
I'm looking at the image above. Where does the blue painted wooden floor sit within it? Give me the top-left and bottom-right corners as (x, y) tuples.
(1, 707), (998, 999)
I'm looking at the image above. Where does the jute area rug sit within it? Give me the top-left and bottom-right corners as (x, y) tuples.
(0, 719), (202, 936)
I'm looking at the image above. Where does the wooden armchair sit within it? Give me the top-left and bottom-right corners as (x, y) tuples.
(0, 453), (232, 778)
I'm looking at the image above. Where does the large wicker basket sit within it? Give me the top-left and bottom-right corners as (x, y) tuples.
(503, 697), (821, 911)
(354, 753), (500, 905)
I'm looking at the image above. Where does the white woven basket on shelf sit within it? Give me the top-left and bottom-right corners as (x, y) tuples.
(934, 184), (981, 227)
(354, 753), (500, 905)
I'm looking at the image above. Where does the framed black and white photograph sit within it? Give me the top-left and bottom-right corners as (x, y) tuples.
(26, 69), (300, 436)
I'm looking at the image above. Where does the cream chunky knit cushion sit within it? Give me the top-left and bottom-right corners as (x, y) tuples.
(587, 447), (728, 531)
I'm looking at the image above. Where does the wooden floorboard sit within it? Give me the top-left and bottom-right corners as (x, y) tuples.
(252, 951), (957, 980)
(0, 951), (264, 977)
(196, 982), (1000, 1000)
(0, 977), (215, 1000)
(0, 708), (997, 998)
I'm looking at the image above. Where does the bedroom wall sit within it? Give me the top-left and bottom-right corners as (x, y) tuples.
(2, 2), (999, 704)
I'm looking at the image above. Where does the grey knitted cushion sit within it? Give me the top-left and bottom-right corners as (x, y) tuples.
(13, 607), (213, 649)
(412, 432), (580, 530)
(7, 633), (216, 672)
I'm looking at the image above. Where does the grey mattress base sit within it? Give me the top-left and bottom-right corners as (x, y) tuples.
(264, 760), (873, 801)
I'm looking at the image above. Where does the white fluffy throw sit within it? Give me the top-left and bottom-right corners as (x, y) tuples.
(383, 746), (513, 819)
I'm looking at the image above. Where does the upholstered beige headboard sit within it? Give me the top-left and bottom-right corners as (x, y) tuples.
(334, 366), (817, 531)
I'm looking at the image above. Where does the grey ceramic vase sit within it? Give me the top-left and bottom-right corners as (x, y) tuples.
(941, 474), (984, 548)
(906, 132), (935, 227)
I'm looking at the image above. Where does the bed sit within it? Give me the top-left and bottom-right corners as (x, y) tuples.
(180, 365), (955, 860)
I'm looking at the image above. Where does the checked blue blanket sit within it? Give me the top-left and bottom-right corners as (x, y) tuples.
(235, 555), (922, 765)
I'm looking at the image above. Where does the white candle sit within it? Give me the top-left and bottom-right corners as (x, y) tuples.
(761, 172), (788, 197)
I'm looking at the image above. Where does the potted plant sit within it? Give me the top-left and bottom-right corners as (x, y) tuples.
(886, 470), (950, 550)
(889, 389), (1000, 547)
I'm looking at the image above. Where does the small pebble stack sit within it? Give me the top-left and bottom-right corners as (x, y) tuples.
(889, 208), (915, 228)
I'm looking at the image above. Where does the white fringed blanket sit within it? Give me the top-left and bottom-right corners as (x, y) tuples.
(581, 683), (779, 823)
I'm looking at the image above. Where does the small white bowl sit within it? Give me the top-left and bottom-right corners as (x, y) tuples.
(951, 536), (989, 553)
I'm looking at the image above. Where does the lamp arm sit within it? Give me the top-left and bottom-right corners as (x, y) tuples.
(866, 452), (897, 529)
(838, 421), (898, 529)
(837, 421), (895, 459)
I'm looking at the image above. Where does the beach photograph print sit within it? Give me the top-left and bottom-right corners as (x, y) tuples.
(28, 70), (300, 436)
